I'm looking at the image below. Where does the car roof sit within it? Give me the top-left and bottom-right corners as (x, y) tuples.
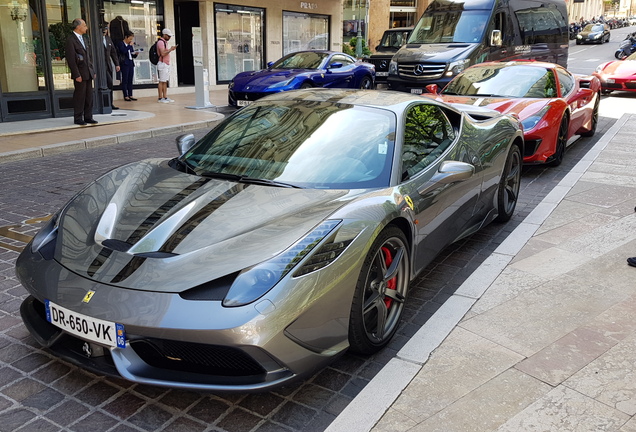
(258, 88), (441, 111)
(471, 60), (560, 69)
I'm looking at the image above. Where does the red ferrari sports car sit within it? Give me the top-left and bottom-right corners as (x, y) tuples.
(425, 61), (601, 166)
(594, 52), (636, 94)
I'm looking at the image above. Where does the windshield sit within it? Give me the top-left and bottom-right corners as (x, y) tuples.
(409, 10), (490, 44)
(182, 100), (396, 189)
(443, 64), (558, 98)
(583, 24), (604, 32)
(271, 51), (329, 69)
(378, 30), (411, 49)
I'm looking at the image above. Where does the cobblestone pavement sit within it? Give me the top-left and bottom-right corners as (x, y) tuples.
(0, 115), (615, 432)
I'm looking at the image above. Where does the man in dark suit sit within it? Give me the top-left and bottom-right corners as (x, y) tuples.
(65, 18), (97, 125)
(102, 25), (120, 110)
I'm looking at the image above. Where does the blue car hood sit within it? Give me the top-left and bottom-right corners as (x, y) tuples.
(233, 69), (310, 91)
(53, 159), (352, 292)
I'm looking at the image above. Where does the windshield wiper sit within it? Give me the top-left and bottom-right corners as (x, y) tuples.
(199, 172), (302, 188)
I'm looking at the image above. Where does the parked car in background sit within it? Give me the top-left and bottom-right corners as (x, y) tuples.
(387, 0), (569, 93)
(16, 88), (523, 392)
(576, 23), (611, 44)
(425, 61), (601, 166)
(594, 51), (636, 93)
(228, 50), (375, 107)
(368, 27), (413, 84)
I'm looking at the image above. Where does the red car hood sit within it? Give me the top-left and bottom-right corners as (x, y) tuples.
(601, 60), (636, 77)
(428, 95), (550, 120)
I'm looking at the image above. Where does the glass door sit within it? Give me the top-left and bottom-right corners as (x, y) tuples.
(214, 4), (264, 83)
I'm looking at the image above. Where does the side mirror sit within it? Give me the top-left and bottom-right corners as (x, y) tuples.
(490, 29), (502, 47)
(328, 62), (343, 69)
(176, 133), (196, 156)
(417, 161), (474, 196)
(267, 61), (274, 68)
(425, 84), (439, 94)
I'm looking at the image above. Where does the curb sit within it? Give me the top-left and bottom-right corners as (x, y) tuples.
(325, 112), (630, 432)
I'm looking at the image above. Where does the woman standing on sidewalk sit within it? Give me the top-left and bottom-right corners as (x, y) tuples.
(117, 31), (139, 102)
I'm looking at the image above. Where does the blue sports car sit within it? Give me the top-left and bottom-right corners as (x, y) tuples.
(228, 50), (375, 107)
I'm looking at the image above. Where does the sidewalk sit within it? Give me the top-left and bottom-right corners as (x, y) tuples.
(0, 87), (232, 163)
(328, 113), (636, 432)
(2, 89), (636, 431)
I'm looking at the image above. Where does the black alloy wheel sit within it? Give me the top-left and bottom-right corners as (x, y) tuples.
(495, 144), (522, 223)
(349, 226), (410, 355)
(360, 76), (373, 89)
(548, 115), (569, 167)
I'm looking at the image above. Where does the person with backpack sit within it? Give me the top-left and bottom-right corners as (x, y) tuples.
(156, 28), (177, 103)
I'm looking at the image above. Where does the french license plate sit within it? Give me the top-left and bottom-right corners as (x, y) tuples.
(45, 300), (125, 348)
(606, 79), (615, 84)
(237, 100), (252, 107)
(376, 72), (388, 77)
(411, 88), (423, 94)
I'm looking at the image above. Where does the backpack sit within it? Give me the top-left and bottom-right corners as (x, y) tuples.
(149, 39), (164, 65)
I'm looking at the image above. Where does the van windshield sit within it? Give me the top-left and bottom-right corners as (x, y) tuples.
(408, 10), (491, 44)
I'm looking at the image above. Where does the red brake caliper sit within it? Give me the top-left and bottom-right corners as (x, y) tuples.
(381, 247), (397, 309)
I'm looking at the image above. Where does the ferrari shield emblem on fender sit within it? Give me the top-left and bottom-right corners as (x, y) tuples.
(404, 195), (414, 211)
(82, 290), (96, 303)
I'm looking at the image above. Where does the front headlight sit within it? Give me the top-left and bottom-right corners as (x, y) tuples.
(223, 220), (354, 307)
(521, 105), (551, 131)
(228, 80), (234, 90)
(269, 78), (294, 89)
(577, 34), (582, 39)
(445, 59), (469, 77)
(388, 60), (398, 75)
(594, 33), (602, 39)
(30, 212), (61, 260)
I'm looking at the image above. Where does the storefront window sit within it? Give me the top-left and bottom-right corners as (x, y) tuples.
(0, 0), (46, 93)
(103, 1), (162, 85)
(283, 11), (329, 55)
(45, 0), (86, 90)
(215, 4), (264, 82)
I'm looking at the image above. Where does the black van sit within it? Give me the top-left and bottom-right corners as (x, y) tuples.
(387, 0), (569, 93)
(368, 27), (413, 84)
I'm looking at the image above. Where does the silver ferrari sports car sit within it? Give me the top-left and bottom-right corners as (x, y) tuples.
(16, 89), (523, 392)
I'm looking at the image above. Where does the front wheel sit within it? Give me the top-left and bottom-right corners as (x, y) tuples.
(548, 115), (569, 167)
(581, 96), (599, 137)
(348, 226), (410, 355)
(300, 82), (313, 89)
(495, 144), (522, 223)
(616, 50), (627, 59)
(359, 76), (373, 89)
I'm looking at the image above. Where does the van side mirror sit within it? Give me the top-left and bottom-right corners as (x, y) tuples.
(490, 30), (502, 47)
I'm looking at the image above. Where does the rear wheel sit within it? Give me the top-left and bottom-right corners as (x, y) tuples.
(495, 144), (522, 223)
(581, 96), (599, 137)
(548, 115), (569, 167)
(349, 226), (410, 355)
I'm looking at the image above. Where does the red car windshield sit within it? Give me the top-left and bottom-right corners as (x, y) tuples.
(442, 65), (558, 98)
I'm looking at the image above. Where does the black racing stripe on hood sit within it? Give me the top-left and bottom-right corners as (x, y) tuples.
(159, 183), (247, 253)
(87, 248), (113, 278)
(110, 256), (147, 284)
(125, 178), (209, 245)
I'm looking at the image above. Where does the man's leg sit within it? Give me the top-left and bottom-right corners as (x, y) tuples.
(84, 78), (94, 122)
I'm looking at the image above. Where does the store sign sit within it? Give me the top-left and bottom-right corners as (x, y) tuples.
(301, 2), (318, 9)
